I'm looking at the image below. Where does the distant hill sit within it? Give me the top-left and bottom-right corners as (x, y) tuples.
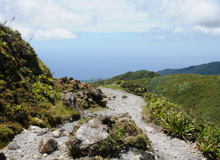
(110, 70), (160, 81)
(146, 74), (220, 126)
(158, 61), (220, 75)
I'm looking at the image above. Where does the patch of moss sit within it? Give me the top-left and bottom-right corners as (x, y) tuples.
(0, 122), (23, 149)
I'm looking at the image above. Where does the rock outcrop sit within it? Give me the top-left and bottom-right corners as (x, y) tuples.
(67, 114), (150, 158)
(62, 92), (76, 108)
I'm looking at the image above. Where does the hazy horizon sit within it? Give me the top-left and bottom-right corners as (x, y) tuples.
(1, 0), (220, 79)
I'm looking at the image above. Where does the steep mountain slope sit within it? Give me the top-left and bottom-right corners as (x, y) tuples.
(158, 61), (220, 75)
(0, 24), (60, 126)
(0, 24), (106, 149)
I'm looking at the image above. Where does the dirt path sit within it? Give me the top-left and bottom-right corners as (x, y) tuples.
(97, 88), (206, 160)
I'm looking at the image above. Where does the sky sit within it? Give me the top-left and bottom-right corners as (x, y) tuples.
(1, 0), (220, 80)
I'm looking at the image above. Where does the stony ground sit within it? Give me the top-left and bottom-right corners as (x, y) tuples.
(0, 88), (207, 160)
(96, 88), (206, 160)
(0, 122), (77, 160)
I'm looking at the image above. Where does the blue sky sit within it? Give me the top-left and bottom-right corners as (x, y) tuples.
(1, 0), (220, 79)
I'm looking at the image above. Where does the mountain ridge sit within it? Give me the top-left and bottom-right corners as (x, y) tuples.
(157, 61), (220, 75)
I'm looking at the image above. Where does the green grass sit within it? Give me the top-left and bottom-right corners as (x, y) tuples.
(143, 93), (220, 159)
(108, 74), (220, 127)
(146, 74), (220, 127)
(100, 85), (125, 91)
(89, 107), (108, 113)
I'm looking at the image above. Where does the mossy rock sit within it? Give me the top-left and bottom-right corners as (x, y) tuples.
(68, 114), (150, 158)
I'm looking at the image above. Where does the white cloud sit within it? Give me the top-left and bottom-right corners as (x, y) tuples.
(182, 0), (220, 27)
(194, 26), (220, 36)
(1, 0), (220, 40)
(16, 27), (35, 40)
(173, 27), (184, 34)
(34, 28), (77, 41)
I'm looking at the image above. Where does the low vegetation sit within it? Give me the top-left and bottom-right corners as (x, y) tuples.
(96, 71), (220, 159)
(93, 70), (159, 87)
(147, 74), (220, 127)
(143, 93), (220, 159)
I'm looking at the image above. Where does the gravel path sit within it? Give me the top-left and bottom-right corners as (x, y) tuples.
(97, 88), (206, 160)
(0, 122), (77, 160)
(0, 88), (206, 160)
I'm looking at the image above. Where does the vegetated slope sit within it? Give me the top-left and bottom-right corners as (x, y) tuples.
(147, 74), (220, 126)
(0, 24), (105, 148)
(92, 70), (160, 87)
(104, 71), (220, 127)
(0, 24), (62, 128)
(158, 61), (220, 75)
(111, 70), (160, 81)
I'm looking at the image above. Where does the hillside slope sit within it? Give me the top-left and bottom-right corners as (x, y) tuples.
(103, 71), (220, 126)
(0, 24), (106, 148)
(158, 61), (220, 75)
(111, 70), (160, 81)
(146, 74), (220, 126)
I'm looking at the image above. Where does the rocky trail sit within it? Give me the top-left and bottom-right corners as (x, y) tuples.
(0, 88), (206, 160)
(96, 88), (206, 160)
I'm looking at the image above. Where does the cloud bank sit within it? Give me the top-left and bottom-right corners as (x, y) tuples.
(1, 0), (220, 41)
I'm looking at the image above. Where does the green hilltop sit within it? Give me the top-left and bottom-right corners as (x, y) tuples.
(158, 61), (220, 75)
(110, 70), (160, 81)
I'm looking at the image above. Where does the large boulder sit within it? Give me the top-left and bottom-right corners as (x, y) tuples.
(88, 87), (106, 107)
(38, 137), (58, 154)
(68, 114), (151, 158)
(68, 118), (109, 157)
(89, 87), (103, 101)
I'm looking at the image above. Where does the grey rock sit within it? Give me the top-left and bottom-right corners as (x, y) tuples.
(8, 142), (20, 150)
(38, 137), (58, 154)
(52, 130), (61, 138)
(78, 91), (85, 98)
(75, 118), (108, 147)
(37, 128), (49, 136)
(62, 92), (76, 108)
(52, 128), (65, 138)
(61, 130), (70, 137)
(118, 117), (133, 123)
(29, 125), (41, 133)
(68, 117), (109, 157)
